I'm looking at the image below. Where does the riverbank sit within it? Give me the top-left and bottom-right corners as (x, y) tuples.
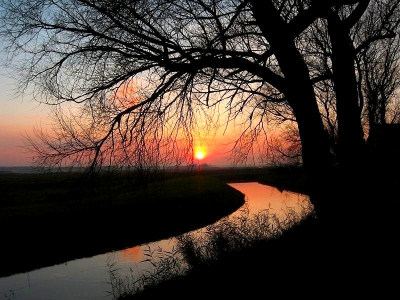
(115, 165), (400, 299)
(3, 164), (398, 298)
(0, 168), (248, 278)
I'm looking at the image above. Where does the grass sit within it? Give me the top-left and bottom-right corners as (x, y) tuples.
(2, 164), (399, 298)
(0, 168), (245, 278)
(113, 211), (317, 299)
(104, 165), (400, 299)
(109, 196), (315, 299)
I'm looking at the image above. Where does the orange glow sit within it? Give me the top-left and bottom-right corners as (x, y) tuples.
(114, 79), (142, 108)
(194, 144), (207, 160)
(195, 150), (205, 160)
(121, 246), (142, 262)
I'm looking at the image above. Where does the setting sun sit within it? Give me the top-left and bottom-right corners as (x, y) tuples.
(195, 150), (205, 160)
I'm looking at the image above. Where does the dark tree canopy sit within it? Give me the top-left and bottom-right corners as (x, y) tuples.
(1, 0), (399, 218)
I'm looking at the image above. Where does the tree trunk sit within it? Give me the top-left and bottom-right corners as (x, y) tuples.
(251, 1), (336, 219)
(328, 15), (368, 214)
(284, 64), (337, 220)
(379, 89), (387, 124)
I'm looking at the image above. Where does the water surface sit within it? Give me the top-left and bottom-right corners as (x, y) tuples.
(0, 182), (311, 300)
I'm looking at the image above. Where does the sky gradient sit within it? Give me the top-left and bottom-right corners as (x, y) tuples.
(0, 66), (240, 167)
(0, 66), (53, 166)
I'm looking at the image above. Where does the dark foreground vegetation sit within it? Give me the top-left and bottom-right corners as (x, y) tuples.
(112, 165), (400, 299)
(0, 165), (306, 278)
(0, 166), (248, 278)
(1, 165), (399, 299)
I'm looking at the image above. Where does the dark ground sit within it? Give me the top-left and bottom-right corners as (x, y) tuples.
(1, 165), (399, 299)
(119, 165), (400, 299)
(0, 168), (247, 278)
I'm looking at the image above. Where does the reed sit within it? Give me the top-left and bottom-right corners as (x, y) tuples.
(111, 198), (314, 299)
(0, 171), (244, 277)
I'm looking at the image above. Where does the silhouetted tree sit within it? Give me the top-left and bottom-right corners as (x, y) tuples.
(1, 0), (399, 219)
(360, 37), (400, 127)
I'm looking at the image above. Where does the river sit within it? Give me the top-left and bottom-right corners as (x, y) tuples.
(0, 182), (311, 300)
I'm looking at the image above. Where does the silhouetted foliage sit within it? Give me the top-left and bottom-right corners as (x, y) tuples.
(1, 0), (399, 218)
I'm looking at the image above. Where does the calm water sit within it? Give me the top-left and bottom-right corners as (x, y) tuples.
(0, 182), (311, 300)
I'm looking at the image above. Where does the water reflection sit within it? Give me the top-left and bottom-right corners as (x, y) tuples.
(228, 182), (311, 220)
(121, 246), (141, 261)
(0, 182), (311, 300)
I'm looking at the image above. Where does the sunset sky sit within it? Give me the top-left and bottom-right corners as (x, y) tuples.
(0, 65), (244, 167)
(0, 65), (51, 167)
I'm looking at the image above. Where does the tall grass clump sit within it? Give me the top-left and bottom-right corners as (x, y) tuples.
(113, 197), (314, 299)
(107, 246), (187, 300)
(175, 197), (314, 270)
